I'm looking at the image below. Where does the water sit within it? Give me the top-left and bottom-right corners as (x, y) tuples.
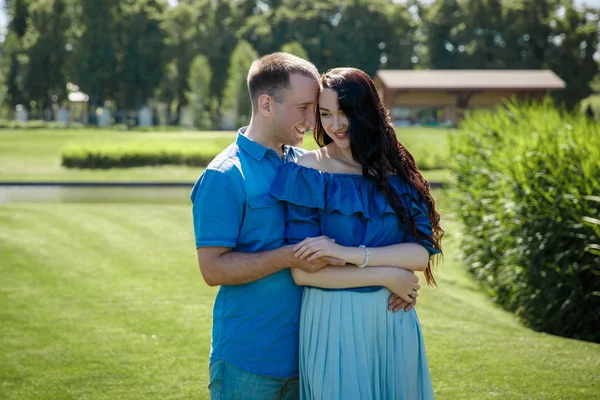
(0, 185), (193, 204)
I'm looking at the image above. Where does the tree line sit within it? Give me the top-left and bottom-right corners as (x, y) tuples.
(0, 0), (598, 127)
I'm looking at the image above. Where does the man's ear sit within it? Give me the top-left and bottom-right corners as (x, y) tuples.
(257, 94), (273, 117)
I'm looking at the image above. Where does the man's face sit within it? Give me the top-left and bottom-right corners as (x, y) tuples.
(272, 73), (319, 147)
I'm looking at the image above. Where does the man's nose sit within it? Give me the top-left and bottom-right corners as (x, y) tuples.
(306, 109), (316, 129)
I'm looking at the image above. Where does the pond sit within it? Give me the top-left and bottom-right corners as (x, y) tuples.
(0, 185), (193, 204)
(0, 183), (445, 206)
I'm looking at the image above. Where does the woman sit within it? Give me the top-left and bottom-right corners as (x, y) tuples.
(270, 68), (443, 399)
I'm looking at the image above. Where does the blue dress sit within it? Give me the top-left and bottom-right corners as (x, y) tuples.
(271, 163), (438, 400)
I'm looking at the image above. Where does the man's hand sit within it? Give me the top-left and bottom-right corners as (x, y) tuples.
(291, 255), (346, 273)
(285, 244), (345, 273)
(293, 236), (345, 261)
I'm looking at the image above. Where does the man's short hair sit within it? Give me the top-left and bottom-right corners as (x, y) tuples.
(247, 52), (320, 107)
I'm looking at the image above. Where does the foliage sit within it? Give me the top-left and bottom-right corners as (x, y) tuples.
(280, 41), (309, 60)
(222, 40), (258, 128)
(0, 119), (84, 129)
(1, 0), (598, 120)
(3, 0), (30, 109)
(450, 101), (600, 342)
(22, 0), (70, 113)
(580, 94), (600, 119)
(0, 64), (7, 118)
(546, 2), (599, 109)
(422, 0), (599, 109)
(61, 142), (221, 169)
(185, 55), (214, 129)
(240, 0), (416, 76)
(157, 0), (212, 123)
(69, 0), (120, 108)
(117, 0), (168, 110)
(423, 0), (465, 69)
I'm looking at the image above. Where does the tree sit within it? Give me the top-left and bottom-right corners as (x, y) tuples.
(22, 0), (71, 115)
(324, 0), (414, 75)
(71, 0), (167, 112)
(461, 0), (507, 69)
(205, 0), (239, 122)
(185, 55), (213, 129)
(503, 0), (555, 69)
(3, 0), (30, 109)
(240, 0), (415, 76)
(117, 0), (168, 111)
(222, 40), (258, 128)
(159, 0), (212, 122)
(385, 1), (418, 70)
(546, 3), (599, 109)
(423, 0), (466, 69)
(0, 63), (7, 117)
(70, 0), (120, 109)
(281, 41), (309, 60)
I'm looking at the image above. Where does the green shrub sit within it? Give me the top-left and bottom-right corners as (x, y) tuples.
(61, 142), (221, 169)
(450, 101), (600, 342)
(0, 119), (85, 129)
(406, 143), (448, 171)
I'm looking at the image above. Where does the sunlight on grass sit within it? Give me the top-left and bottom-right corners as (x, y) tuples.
(1, 191), (598, 399)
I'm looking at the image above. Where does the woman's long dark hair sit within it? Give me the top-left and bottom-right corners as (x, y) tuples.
(315, 68), (443, 285)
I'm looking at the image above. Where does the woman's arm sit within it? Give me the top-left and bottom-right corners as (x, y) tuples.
(293, 237), (430, 271)
(291, 266), (420, 303)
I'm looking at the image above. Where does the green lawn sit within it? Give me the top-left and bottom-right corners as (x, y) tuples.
(0, 127), (452, 183)
(1, 192), (598, 399)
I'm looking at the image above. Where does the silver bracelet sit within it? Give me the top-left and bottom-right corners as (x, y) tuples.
(357, 245), (371, 268)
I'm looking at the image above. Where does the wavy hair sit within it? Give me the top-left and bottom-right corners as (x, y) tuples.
(314, 68), (443, 285)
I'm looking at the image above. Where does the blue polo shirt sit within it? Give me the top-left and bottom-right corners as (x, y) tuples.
(190, 128), (304, 378)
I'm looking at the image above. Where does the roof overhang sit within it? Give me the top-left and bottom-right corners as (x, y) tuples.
(376, 70), (566, 91)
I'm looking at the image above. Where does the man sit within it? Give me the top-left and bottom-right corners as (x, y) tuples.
(191, 53), (417, 399)
(191, 53), (339, 400)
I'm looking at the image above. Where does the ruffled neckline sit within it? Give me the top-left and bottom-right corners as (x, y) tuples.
(271, 162), (418, 220)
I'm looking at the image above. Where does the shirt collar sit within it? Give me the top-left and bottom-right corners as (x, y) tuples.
(236, 126), (291, 161)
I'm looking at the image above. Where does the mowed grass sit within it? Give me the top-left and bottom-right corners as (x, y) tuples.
(1, 192), (598, 399)
(0, 127), (451, 183)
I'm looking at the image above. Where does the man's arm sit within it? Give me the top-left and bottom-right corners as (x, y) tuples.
(197, 245), (344, 286)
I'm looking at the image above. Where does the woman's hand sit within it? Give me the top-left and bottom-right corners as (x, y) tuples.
(384, 268), (420, 304)
(293, 236), (346, 262)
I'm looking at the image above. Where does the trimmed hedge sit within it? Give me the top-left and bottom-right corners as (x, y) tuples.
(61, 130), (449, 171)
(450, 101), (600, 342)
(0, 120), (85, 130)
(61, 143), (220, 169)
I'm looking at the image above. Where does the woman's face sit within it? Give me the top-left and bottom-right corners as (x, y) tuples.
(319, 88), (350, 150)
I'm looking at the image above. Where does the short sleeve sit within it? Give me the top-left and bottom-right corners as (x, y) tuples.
(285, 203), (321, 244)
(190, 168), (244, 248)
(407, 198), (440, 256)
